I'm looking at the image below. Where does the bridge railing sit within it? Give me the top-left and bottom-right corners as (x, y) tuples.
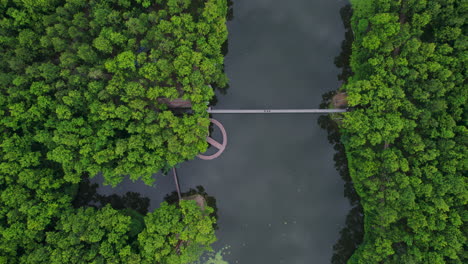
(207, 108), (347, 114)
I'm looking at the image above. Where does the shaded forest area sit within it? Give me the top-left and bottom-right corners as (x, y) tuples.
(340, 0), (467, 263)
(0, 0), (227, 263)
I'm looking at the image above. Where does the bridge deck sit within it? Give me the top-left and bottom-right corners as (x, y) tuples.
(207, 108), (347, 114)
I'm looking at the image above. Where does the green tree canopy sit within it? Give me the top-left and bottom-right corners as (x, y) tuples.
(341, 0), (467, 263)
(0, 0), (225, 263)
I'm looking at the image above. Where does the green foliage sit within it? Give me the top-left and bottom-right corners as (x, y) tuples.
(1, 0), (228, 186)
(45, 205), (139, 263)
(138, 200), (216, 264)
(343, 0), (467, 263)
(0, 0), (225, 263)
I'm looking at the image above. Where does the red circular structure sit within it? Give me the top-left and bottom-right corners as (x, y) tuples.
(197, 118), (227, 160)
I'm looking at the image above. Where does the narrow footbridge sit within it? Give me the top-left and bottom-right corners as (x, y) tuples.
(207, 107), (347, 114)
(176, 107), (348, 198)
(196, 107), (347, 161)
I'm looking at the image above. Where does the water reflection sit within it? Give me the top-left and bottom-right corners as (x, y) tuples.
(227, 0), (234, 21)
(317, 102), (363, 263)
(73, 176), (150, 215)
(196, 245), (231, 264)
(334, 4), (353, 84)
(210, 0), (234, 104)
(318, 4), (364, 264)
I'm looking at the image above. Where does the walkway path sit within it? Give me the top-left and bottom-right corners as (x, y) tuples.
(197, 119), (228, 160)
(207, 108), (347, 114)
(172, 167), (182, 201)
(196, 108), (346, 161)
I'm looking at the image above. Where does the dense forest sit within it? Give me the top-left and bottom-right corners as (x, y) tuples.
(341, 0), (467, 263)
(0, 0), (227, 263)
(1, 0), (467, 263)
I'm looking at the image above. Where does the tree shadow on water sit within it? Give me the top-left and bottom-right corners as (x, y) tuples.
(318, 4), (364, 264)
(210, 0), (234, 100)
(72, 176), (150, 215)
(334, 4), (354, 85)
(318, 98), (364, 264)
(227, 0), (234, 22)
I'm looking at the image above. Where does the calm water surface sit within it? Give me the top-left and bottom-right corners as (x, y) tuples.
(93, 0), (351, 263)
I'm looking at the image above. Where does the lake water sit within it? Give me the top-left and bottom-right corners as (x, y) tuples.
(91, 0), (353, 263)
